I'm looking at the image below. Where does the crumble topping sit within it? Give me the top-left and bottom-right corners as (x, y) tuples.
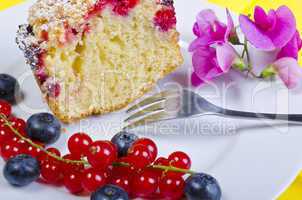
(16, 24), (43, 70)
(29, 0), (97, 30)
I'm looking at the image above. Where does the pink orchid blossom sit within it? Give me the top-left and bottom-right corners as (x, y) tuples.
(191, 43), (242, 86)
(277, 31), (302, 60)
(189, 9), (235, 52)
(239, 6), (296, 51)
(272, 57), (302, 89)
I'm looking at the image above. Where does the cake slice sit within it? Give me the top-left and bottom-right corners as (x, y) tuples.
(16, 0), (183, 123)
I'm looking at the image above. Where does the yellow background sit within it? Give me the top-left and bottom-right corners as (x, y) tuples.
(0, 0), (24, 11)
(0, 0), (302, 199)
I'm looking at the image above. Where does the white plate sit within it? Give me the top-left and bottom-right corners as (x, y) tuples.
(1, 1), (302, 200)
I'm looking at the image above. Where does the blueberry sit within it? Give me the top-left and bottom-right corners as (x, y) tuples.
(26, 113), (61, 145)
(185, 173), (222, 200)
(0, 74), (20, 103)
(91, 184), (129, 200)
(3, 154), (40, 187)
(111, 131), (139, 157)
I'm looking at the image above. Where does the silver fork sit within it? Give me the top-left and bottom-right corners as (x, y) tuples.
(123, 88), (302, 129)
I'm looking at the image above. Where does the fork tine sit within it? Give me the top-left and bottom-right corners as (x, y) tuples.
(124, 101), (165, 122)
(126, 90), (179, 113)
(123, 110), (171, 130)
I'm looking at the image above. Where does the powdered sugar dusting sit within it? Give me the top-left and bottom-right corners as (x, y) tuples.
(16, 24), (43, 70)
(28, 0), (98, 44)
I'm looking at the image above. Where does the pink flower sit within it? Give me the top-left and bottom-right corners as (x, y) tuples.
(277, 31), (302, 60)
(272, 57), (302, 89)
(191, 43), (242, 86)
(239, 6), (296, 51)
(189, 9), (235, 51)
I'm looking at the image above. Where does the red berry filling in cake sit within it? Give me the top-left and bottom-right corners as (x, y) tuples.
(154, 8), (176, 31)
(111, 0), (140, 16)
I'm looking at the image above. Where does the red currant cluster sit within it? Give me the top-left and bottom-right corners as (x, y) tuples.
(0, 100), (195, 199)
(113, 139), (191, 199)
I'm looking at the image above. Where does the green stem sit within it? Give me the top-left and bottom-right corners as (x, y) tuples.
(243, 37), (250, 65)
(241, 48), (246, 58)
(242, 37), (258, 78)
(0, 114), (196, 175)
(112, 162), (195, 175)
(150, 165), (196, 175)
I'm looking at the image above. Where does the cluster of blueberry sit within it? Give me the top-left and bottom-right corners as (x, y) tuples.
(0, 74), (222, 200)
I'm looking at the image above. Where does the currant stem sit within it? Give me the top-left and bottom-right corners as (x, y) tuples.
(150, 165), (196, 175)
(0, 113), (196, 175)
(112, 162), (196, 175)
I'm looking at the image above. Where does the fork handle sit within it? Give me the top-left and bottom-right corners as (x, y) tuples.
(217, 109), (302, 124)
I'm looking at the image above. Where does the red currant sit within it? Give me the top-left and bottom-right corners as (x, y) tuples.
(39, 147), (61, 163)
(46, 147), (61, 157)
(127, 144), (152, 169)
(154, 157), (170, 166)
(61, 154), (84, 174)
(153, 157), (170, 177)
(0, 100), (11, 117)
(9, 136), (19, 143)
(9, 117), (26, 135)
(16, 139), (28, 150)
(159, 174), (185, 200)
(110, 166), (133, 193)
(63, 171), (84, 194)
(0, 125), (14, 143)
(0, 117), (5, 125)
(41, 159), (62, 184)
(25, 142), (45, 158)
(68, 133), (93, 157)
(110, 174), (132, 193)
(168, 151), (191, 170)
(111, 165), (133, 177)
(0, 140), (24, 160)
(87, 141), (117, 169)
(82, 168), (107, 192)
(132, 138), (157, 162)
(131, 170), (159, 198)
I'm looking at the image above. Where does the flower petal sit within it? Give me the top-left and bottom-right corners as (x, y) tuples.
(191, 72), (204, 86)
(211, 21), (227, 42)
(192, 9), (227, 46)
(239, 14), (275, 50)
(196, 9), (218, 27)
(273, 57), (302, 89)
(193, 22), (201, 37)
(239, 6), (296, 51)
(298, 33), (302, 50)
(216, 43), (238, 72)
(277, 31), (300, 60)
(254, 6), (271, 30)
(266, 6), (296, 49)
(189, 36), (213, 52)
(225, 9), (235, 41)
(192, 47), (223, 81)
